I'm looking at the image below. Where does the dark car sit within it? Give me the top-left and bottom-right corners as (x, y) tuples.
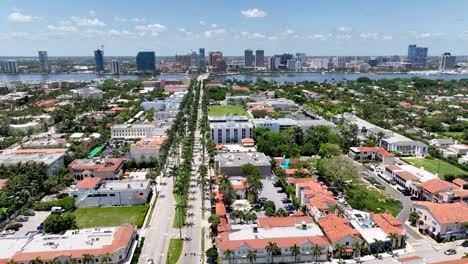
(282, 198), (292, 203)
(12, 223), (23, 228)
(6, 225), (19, 231)
(462, 240), (468, 247)
(37, 222), (44, 231)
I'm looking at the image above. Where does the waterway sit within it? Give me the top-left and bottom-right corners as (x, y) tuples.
(213, 72), (468, 83)
(1, 72), (468, 83)
(0, 73), (189, 82)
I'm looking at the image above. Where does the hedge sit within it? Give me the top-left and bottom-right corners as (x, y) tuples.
(34, 196), (75, 211)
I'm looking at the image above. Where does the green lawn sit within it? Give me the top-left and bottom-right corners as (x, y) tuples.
(440, 132), (464, 141)
(72, 205), (149, 228)
(402, 158), (468, 178)
(166, 239), (183, 264)
(173, 194), (186, 228)
(209, 105), (248, 117)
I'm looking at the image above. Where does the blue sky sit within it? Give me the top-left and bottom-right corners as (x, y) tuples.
(1, 0), (468, 56)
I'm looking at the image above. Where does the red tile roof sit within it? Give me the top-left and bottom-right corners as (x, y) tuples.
(318, 214), (361, 243)
(399, 256), (423, 263)
(418, 178), (458, 194)
(307, 193), (337, 210)
(413, 201), (468, 224)
(215, 202), (226, 216)
(241, 138), (255, 144)
(377, 147), (394, 158)
(76, 177), (101, 189)
(372, 213), (404, 235)
(0, 179), (7, 190)
(386, 165), (403, 172)
(395, 171), (419, 182)
(11, 225), (134, 262)
(257, 216), (314, 228)
(453, 178), (468, 187)
(217, 232), (329, 251)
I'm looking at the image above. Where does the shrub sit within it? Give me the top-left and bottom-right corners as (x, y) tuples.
(34, 197), (75, 211)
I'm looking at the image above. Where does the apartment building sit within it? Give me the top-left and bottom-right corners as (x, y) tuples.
(130, 136), (167, 163)
(214, 152), (272, 177)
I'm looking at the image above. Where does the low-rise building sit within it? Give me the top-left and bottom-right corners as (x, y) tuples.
(69, 178), (151, 207)
(429, 138), (454, 148)
(130, 136), (167, 163)
(0, 225), (136, 264)
(348, 147), (394, 165)
(380, 135), (428, 156)
(417, 178), (459, 202)
(412, 201), (468, 241)
(111, 124), (159, 139)
(216, 216), (330, 264)
(210, 121), (253, 144)
(318, 214), (361, 252)
(71, 87), (103, 99)
(0, 151), (65, 175)
(214, 152), (272, 177)
(68, 158), (124, 180)
(448, 144), (468, 155)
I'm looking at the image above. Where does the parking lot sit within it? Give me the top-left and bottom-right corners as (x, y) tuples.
(14, 211), (49, 236)
(259, 177), (294, 213)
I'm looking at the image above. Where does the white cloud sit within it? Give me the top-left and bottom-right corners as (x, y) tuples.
(241, 8), (267, 18)
(204, 28), (226, 38)
(88, 10), (96, 17)
(199, 20), (207, 26)
(47, 25), (77, 32)
(284, 29), (295, 35)
(8, 12), (35, 23)
(108, 29), (133, 37)
(337, 26), (352, 32)
(114, 16), (144, 23)
(306, 34), (327, 40)
(71, 16), (106, 27)
(408, 31), (444, 39)
(135, 24), (167, 36)
(240, 31), (266, 39)
(359, 32), (379, 40)
(336, 34), (352, 40)
(211, 24), (217, 28)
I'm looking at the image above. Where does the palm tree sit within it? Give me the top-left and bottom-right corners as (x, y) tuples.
(312, 244), (323, 263)
(50, 258), (61, 264)
(224, 249), (234, 264)
(6, 260), (18, 264)
(328, 204), (345, 217)
(352, 241), (366, 258)
(335, 244), (346, 264)
(373, 239), (384, 258)
(290, 244), (301, 263)
(247, 249), (257, 264)
(265, 242), (279, 264)
(82, 254), (94, 264)
(30, 258), (43, 264)
(100, 253), (112, 264)
(387, 233), (399, 253)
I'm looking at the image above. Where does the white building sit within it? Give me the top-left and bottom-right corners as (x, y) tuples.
(4, 60), (18, 73)
(69, 177), (151, 207)
(130, 136), (167, 163)
(429, 138), (454, 148)
(0, 225), (136, 263)
(252, 118), (334, 133)
(71, 87), (103, 99)
(217, 216), (330, 264)
(0, 151), (65, 175)
(111, 124), (158, 139)
(412, 201), (468, 240)
(210, 121), (253, 144)
(111, 60), (121, 74)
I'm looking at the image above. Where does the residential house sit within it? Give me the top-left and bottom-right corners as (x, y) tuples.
(68, 158), (124, 180)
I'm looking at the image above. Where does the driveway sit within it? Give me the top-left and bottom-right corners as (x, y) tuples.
(14, 211), (50, 236)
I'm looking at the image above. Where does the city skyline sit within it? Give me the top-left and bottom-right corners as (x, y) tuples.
(1, 0), (468, 56)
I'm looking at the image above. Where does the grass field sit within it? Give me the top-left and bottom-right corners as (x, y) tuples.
(173, 194), (186, 228)
(440, 132), (464, 141)
(166, 239), (183, 264)
(209, 105), (248, 117)
(402, 157), (467, 178)
(73, 205), (149, 228)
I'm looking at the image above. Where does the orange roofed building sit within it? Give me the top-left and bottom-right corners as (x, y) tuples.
(68, 158), (124, 181)
(216, 215), (330, 264)
(318, 214), (361, 251)
(0, 225), (136, 264)
(412, 201), (468, 241)
(130, 136), (167, 163)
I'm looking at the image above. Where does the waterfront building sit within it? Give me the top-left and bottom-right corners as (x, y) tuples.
(94, 49), (104, 72)
(244, 49), (254, 68)
(407, 45), (428, 67)
(209, 51), (223, 66)
(438, 52), (456, 71)
(38, 51), (49, 73)
(136, 51), (156, 73)
(111, 60), (121, 75)
(255, 50), (264, 68)
(4, 60), (18, 73)
(198, 48), (206, 68)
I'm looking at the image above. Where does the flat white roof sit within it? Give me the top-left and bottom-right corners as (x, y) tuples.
(398, 164), (438, 182)
(0, 236), (29, 259)
(98, 179), (150, 191)
(350, 220), (389, 243)
(228, 223), (324, 241)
